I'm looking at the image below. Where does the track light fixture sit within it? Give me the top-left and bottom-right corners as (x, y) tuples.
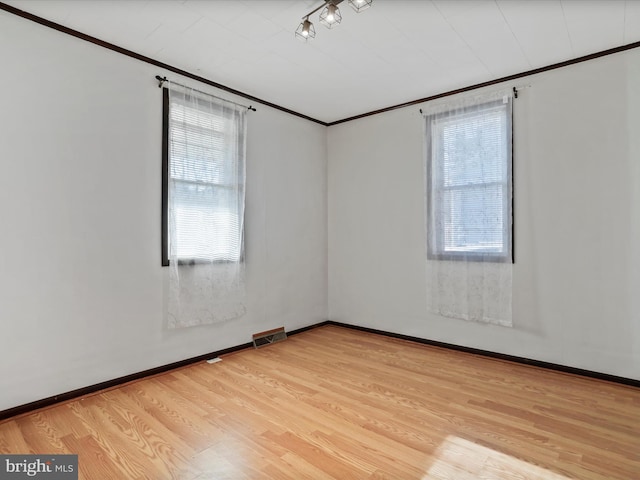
(319, 3), (342, 29)
(296, 0), (373, 42)
(348, 0), (373, 12)
(295, 16), (316, 41)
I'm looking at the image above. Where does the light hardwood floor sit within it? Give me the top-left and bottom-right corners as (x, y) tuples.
(1, 325), (639, 479)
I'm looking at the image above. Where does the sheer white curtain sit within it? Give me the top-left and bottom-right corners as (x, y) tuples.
(167, 82), (246, 329)
(424, 89), (513, 327)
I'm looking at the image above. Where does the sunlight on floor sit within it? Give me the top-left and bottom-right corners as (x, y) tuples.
(423, 435), (571, 480)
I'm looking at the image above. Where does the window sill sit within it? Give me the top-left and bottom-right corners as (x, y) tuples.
(427, 252), (512, 263)
(162, 258), (243, 267)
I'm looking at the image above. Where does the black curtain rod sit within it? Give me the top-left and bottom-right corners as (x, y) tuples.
(155, 75), (256, 112)
(418, 86), (521, 114)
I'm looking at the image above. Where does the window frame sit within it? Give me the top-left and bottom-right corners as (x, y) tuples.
(161, 87), (245, 267)
(425, 97), (514, 264)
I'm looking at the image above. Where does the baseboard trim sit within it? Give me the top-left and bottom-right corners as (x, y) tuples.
(326, 321), (640, 389)
(288, 320), (330, 336)
(0, 321), (329, 422)
(3, 319), (637, 421)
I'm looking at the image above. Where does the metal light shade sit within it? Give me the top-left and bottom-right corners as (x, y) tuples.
(348, 0), (373, 12)
(295, 18), (316, 41)
(319, 3), (342, 29)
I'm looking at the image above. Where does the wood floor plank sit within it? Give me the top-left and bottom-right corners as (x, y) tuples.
(1, 325), (639, 479)
(0, 420), (32, 454)
(61, 434), (133, 480)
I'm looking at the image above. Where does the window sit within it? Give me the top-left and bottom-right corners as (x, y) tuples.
(162, 87), (246, 266)
(426, 97), (512, 262)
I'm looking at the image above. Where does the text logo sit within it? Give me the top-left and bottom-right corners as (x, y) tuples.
(0, 455), (77, 480)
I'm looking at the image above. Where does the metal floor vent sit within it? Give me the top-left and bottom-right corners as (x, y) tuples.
(252, 327), (287, 348)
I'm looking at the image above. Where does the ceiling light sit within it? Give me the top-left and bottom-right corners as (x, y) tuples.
(295, 17), (316, 42)
(348, 0), (373, 12)
(319, 3), (342, 29)
(296, 0), (372, 41)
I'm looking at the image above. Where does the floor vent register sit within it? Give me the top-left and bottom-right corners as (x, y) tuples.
(252, 327), (287, 348)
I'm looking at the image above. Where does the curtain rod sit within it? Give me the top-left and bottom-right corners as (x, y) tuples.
(418, 85), (531, 114)
(155, 75), (257, 112)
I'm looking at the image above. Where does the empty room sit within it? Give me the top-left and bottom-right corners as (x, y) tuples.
(1, 1), (639, 479)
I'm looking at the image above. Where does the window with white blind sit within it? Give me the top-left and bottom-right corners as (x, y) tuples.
(161, 87), (246, 266)
(426, 97), (513, 262)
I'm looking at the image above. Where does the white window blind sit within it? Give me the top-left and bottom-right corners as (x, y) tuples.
(168, 90), (245, 263)
(426, 98), (512, 262)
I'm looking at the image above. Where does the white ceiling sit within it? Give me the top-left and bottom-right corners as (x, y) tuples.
(5, 0), (640, 123)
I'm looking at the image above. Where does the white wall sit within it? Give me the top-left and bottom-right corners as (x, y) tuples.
(329, 49), (640, 380)
(2, 8), (639, 414)
(0, 12), (327, 410)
